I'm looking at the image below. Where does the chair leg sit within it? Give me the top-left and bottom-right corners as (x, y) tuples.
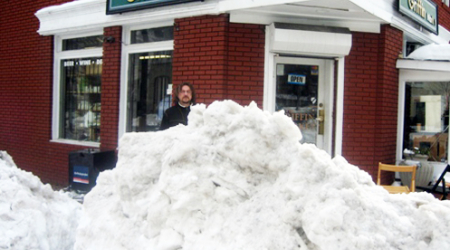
(443, 179), (448, 200)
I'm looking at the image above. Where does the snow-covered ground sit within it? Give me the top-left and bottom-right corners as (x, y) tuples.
(2, 100), (450, 250)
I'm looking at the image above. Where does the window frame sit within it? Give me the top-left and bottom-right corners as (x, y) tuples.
(52, 31), (103, 147)
(402, 81), (450, 162)
(397, 69), (450, 165)
(118, 22), (174, 140)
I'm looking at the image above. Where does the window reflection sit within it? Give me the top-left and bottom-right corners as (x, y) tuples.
(404, 82), (450, 162)
(61, 57), (102, 142)
(275, 64), (319, 144)
(62, 35), (103, 51)
(127, 51), (173, 132)
(131, 26), (173, 44)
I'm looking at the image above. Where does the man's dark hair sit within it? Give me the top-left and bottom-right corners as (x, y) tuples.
(174, 82), (196, 105)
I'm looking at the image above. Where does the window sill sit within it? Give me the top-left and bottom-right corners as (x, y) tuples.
(50, 139), (100, 148)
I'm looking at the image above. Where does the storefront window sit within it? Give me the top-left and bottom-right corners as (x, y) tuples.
(124, 25), (174, 133)
(127, 50), (172, 132)
(60, 57), (102, 142)
(131, 26), (173, 44)
(403, 82), (450, 162)
(62, 35), (104, 51)
(55, 34), (103, 143)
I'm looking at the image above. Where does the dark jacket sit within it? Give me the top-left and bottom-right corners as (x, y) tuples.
(160, 104), (190, 130)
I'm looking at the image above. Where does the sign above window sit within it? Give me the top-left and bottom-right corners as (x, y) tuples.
(398, 0), (438, 35)
(106, 0), (202, 14)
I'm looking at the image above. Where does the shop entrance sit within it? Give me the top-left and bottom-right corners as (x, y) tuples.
(274, 57), (334, 151)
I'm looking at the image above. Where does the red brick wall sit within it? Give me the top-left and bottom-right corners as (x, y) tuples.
(173, 14), (265, 106)
(434, 0), (450, 32)
(0, 1), (121, 187)
(343, 32), (380, 176)
(173, 15), (229, 104)
(343, 25), (403, 182)
(226, 23), (265, 107)
(0, 0), (84, 187)
(100, 26), (122, 151)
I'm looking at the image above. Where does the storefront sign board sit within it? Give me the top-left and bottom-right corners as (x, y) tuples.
(107, 0), (202, 14)
(398, 0), (438, 34)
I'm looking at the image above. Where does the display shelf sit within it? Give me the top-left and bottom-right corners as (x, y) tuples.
(65, 77), (102, 142)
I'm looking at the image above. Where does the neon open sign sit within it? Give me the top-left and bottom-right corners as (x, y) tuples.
(288, 74), (306, 85)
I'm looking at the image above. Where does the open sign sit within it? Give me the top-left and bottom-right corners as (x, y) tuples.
(288, 74), (306, 85)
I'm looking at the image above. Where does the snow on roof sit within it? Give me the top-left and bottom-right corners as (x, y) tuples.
(407, 44), (450, 61)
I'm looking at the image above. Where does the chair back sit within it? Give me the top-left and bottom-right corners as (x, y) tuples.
(377, 162), (417, 192)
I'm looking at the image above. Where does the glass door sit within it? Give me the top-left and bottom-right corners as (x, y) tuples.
(275, 57), (331, 149)
(126, 50), (172, 132)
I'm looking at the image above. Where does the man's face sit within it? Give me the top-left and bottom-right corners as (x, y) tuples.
(178, 85), (192, 106)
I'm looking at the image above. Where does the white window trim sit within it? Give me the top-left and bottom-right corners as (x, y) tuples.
(118, 23), (174, 142)
(397, 69), (450, 163)
(396, 68), (450, 179)
(334, 57), (345, 156)
(51, 31), (103, 147)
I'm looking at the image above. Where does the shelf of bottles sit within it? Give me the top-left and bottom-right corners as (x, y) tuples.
(62, 57), (102, 142)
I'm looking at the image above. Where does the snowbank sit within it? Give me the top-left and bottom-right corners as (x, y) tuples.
(75, 100), (450, 250)
(0, 151), (82, 250)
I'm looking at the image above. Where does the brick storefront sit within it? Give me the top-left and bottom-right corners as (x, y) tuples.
(1, 0), (449, 187)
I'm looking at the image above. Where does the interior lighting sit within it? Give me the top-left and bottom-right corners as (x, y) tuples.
(138, 55), (172, 60)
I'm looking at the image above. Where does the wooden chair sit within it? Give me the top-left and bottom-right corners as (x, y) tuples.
(377, 162), (417, 194)
(417, 164), (450, 200)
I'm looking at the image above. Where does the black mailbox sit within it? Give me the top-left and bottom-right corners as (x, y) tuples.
(68, 149), (116, 192)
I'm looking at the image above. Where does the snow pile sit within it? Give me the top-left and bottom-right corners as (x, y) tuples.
(75, 100), (450, 250)
(0, 151), (82, 250)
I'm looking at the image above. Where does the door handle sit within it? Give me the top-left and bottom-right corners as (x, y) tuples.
(316, 105), (324, 135)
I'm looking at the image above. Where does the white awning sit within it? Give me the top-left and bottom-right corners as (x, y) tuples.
(269, 23), (352, 57)
(35, 0), (219, 35)
(35, 0), (450, 48)
(397, 44), (450, 74)
(35, 0), (386, 36)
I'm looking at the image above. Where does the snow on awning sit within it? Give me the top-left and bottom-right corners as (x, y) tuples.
(397, 44), (450, 73)
(407, 44), (450, 61)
